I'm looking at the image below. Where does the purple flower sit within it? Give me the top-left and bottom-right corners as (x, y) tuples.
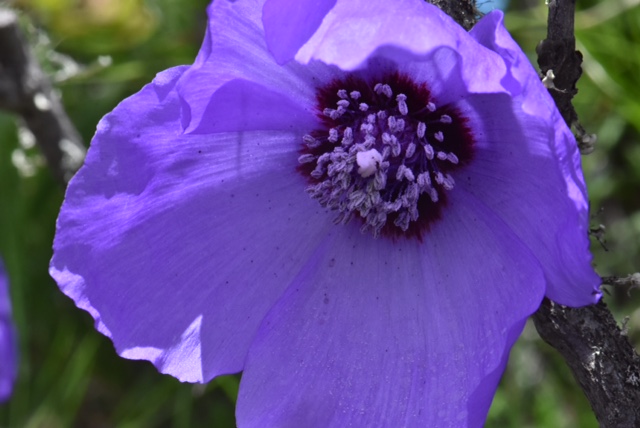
(50, 0), (601, 426)
(0, 259), (17, 403)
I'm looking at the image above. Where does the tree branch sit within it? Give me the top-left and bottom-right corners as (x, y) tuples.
(0, 8), (85, 185)
(430, 0), (478, 30)
(429, 0), (640, 426)
(536, 0), (582, 128)
(533, 300), (640, 426)
(532, 0), (640, 426)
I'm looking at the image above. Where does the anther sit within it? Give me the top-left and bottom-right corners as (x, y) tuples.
(298, 154), (316, 164)
(350, 91), (361, 100)
(396, 94), (408, 115)
(374, 83), (393, 98)
(405, 143), (416, 158)
(417, 122), (426, 138)
(424, 144), (434, 160)
(337, 89), (348, 99)
(434, 131), (444, 142)
(442, 174), (455, 190)
(342, 127), (354, 146)
(328, 128), (339, 142)
(426, 102), (436, 112)
(360, 122), (374, 134)
(417, 172), (431, 188)
(440, 114), (452, 124)
(324, 108), (343, 120)
(303, 134), (320, 148)
(359, 103), (369, 112)
(388, 116), (397, 131)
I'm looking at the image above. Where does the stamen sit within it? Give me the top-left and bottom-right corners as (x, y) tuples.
(301, 74), (473, 239)
(360, 122), (374, 134)
(381, 146), (391, 160)
(405, 143), (416, 159)
(324, 108), (343, 120)
(363, 134), (376, 148)
(424, 144), (434, 160)
(388, 116), (397, 131)
(442, 174), (455, 191)
(303, 134), (320, 148)
(342, 127), (354, 146)
(396, 94), (408, 115)
(417, 122), (426, 138)
(417, 172), (431, 188)
(298, 154), (316, 164)
(328, 128), (339, 142)
(374, 83), (393, 98)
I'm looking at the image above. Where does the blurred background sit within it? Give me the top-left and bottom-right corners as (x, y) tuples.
(0, 0), (638, 426)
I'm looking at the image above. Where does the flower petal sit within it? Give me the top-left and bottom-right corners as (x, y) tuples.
(462, 12), (601, 305)
(182, 78), (318, 134)
(295, 0), (507, 100)
(471, 11), (591, 219)
(177, 0), (335, 134)
(50, 66), (334, 382)
(236, 194), (545, 427)
(0, 259), (17, 402)
(262, 0), (337, 64)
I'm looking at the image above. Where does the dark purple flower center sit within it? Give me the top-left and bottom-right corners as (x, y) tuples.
(298, 72), (474, 241)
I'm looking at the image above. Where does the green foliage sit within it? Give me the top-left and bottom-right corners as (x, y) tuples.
(1, 0), (638, 426)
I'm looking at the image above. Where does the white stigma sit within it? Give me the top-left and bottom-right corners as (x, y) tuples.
(356, 148), (383, 178)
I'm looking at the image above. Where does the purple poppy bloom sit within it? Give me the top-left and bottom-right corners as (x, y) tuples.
(0, 259), (17, 402)
(50, 0), (601, 426)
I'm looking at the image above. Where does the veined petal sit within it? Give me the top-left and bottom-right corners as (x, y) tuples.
(471, 11), (590, 219)
(0, 259), (17, 402)
(237, 195), (545, 427)
(50, 67), (334, 382)
(186, 78), (319, 134)
(262, 0), (337, 65)
(456, 95), (600, 306)
(178, 0), (336, 134)
(464, 12), (601, 305)
(295, 0), (508, 100)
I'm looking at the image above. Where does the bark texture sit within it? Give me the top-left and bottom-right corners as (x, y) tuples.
(428, 0), (640, 426)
